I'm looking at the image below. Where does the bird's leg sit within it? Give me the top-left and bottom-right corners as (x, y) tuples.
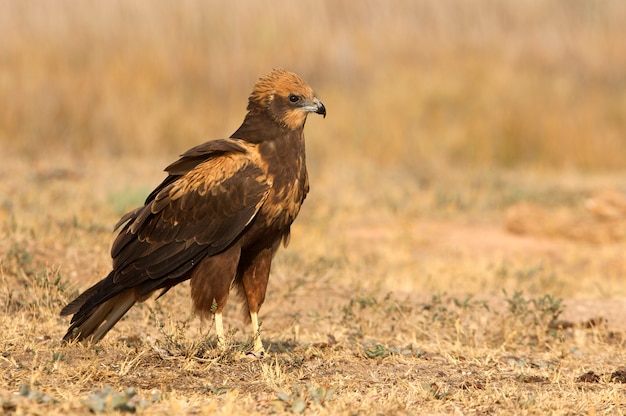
(190, 245), (241, 351)
(250, 311), (264, 354)
(215, 312), (225, 349)
(239, 246), (272, 357)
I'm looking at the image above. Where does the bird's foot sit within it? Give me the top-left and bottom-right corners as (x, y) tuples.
(245, 350), (265, 359)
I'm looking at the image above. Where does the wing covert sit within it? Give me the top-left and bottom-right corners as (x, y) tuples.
(110, 140), (270, 288)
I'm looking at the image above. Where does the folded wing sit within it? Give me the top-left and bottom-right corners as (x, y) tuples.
(61, 139), (270, 340)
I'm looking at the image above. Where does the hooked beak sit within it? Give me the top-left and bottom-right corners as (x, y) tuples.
(313, 97), (326, 118)
(303, 97), (326, 118)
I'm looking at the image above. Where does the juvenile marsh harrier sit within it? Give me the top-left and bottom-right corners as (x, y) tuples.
(61, 68), (326, 354)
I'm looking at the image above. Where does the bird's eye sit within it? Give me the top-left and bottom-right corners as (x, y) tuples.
(288, 94), (300, 103)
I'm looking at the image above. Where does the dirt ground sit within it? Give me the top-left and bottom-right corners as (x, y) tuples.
(404, 219), (626, 332)
(1, 155), (626, 415)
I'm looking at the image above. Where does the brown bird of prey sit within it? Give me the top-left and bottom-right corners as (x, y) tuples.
(61, 68), (326, 354)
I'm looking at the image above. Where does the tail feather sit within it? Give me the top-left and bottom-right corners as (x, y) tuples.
(62, 289), (137, 343)
(60, 278), (108, 317)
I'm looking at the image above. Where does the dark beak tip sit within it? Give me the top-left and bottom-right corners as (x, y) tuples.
(317, 103), (327, 118)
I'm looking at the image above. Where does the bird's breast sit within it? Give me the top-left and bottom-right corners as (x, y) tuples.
(255, 134), (308, 230)
(260, 175), (307, 229)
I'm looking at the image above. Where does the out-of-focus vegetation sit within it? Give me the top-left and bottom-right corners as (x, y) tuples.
(1, 0), (625, 170)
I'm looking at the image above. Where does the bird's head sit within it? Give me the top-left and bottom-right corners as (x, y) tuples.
(248, 68), (326, 130)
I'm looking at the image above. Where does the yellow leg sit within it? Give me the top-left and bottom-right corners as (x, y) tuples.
(215, 312), (225, 349)
(250, 312), (264, 353)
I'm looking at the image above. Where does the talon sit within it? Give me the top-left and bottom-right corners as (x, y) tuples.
(245, 350), (265, 359)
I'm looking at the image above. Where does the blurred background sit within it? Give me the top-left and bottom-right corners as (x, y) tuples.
(2, 0), (625, 173)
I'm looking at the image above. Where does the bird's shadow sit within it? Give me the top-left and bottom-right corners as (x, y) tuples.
(263, 339), (301, 354)
(188, 338), (302, 361)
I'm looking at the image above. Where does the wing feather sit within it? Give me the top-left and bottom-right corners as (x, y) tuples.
(104, 138), (269, 296)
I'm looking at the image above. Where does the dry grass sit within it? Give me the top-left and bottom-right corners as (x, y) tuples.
(3, 157), (626, 415)
(2, 1), (626, 414)
(2, 0), (626, 169)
